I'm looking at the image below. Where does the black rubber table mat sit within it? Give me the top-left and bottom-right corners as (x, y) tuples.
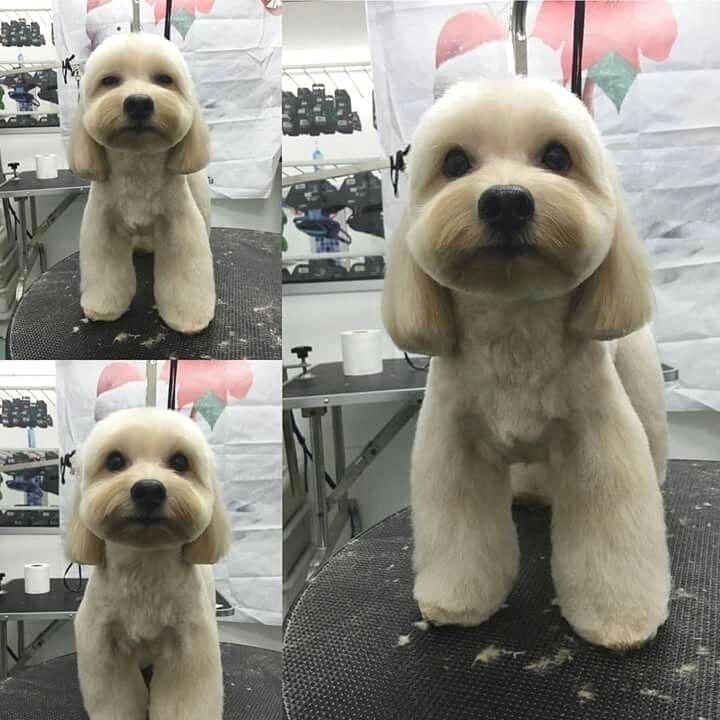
(0, 578), (232, 616)
(0, 170), (89, 197)
(7, 228), (281, 360)
(0, 643), (281, 720)
(283, 358), (427, 406)
(284, 459), (720, 720)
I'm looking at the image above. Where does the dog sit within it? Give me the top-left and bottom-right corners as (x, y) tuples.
(382, 78), (670, 650)
(68, 33), (215, 334)
(66, 407), (231, 720)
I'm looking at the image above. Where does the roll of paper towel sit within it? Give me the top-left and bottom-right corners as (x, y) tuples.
(24, 562), (50, 594)
(341, 329), (383, 376)
(35, 154), (58, 180)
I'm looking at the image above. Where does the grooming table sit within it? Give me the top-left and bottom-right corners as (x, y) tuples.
(6, 228), (281, 359)
(284, 459), (720, 720)
(283, 359), (426, 576)
(0, 642), (281, 720)
(0, 170), (90, 299)
(0, 578), (234, 679)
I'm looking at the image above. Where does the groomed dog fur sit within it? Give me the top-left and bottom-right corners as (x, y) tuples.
(66, 408), (231, 720)
(69, 33), (215, 334)
(383, 78), (670, 650)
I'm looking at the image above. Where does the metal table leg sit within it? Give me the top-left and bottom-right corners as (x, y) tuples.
(302, 407), (329, 577)
(1, 619), (7, 680)
(15, 196), (29, 301)
(17, 620), (24, 657)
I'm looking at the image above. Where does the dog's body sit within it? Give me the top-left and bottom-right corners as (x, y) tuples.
(383, 78), (670, 650)
(69, 33), (215, 334)
(67, 408), (231, 720)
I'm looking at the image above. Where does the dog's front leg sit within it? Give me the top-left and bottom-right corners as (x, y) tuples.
(412, 403), (518, 626)
(76, 619), (148, 720)
(153, 205), (215, 334)
(79, 204), (136, 321)
(551, 393), (671, 649)
(149, 624), (223, 720)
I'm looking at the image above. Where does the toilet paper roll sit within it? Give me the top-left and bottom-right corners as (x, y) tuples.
(24, 562), (50, 594)
(35, 154), (58, 180)
(341, 329), (383, 376)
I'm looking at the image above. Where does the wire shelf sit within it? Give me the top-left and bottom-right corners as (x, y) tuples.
(282, 158), (388, 186)
(0, 8), (57, 76)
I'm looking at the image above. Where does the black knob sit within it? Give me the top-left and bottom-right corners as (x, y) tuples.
(8, 162), (20, 173)
(291, 346), (312, 361)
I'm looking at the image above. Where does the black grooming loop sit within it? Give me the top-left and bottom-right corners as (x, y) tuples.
(389, 145), (410, 197)
(167, 358), (178, 410)
(570, 1), (586, 99)
(164, 0), (173, 40)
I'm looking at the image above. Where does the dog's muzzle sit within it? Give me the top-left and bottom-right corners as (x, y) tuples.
(478, 184), (535, 235)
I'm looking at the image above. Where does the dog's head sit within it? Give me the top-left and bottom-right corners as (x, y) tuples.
(382, 78), (652, 356)
(66, 407), (230, 565)
(68, 32), (209, 180)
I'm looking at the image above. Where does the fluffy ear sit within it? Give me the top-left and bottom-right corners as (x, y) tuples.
(65, 486), (105, 566)
(68, 111), (108, 181)
(382, 209), (457, 356)
(167, 107), (210, 175)
(183, 481), (231, 564)
(569, 182), (653, 341)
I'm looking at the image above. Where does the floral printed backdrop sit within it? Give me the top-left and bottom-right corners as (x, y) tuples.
(56, 360), (282, 625)
(52, 0), (281, 198)
(368, 0), (720, 411)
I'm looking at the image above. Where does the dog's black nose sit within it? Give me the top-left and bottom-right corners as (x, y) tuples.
(478, 185), (535, 233)
(123, 94), (154, 122)
(131, 479), (166, 511)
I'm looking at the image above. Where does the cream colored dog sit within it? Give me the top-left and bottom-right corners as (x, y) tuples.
(66, 407), (231, 720)
(383, 78), (670, 650)
(69, 33), (215, 334)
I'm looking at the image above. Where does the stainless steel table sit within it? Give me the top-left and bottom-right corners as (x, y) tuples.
(0, 578), (234, 679)
(283, 358), (427, 578)
(0, 170), (90, 300)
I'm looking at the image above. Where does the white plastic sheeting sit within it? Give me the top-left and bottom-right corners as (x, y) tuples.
(52, 0), (281, 199)
(367, 0), (720, 411)
(56, 360), (282, 625)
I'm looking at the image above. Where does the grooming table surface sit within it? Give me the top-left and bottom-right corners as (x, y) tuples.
(0, 171), (90, 198)
(7, 228), (281, 360)
(283, 358), (427, 409)
(0, 578), (233, 618)
(0, 643), (281, 720)
(283, 460), (720, 720)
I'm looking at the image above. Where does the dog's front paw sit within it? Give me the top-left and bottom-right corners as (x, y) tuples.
(158, 302), (214, 335)
(562, 604), (666, 650)
(82, 291), (132, 322)
(414, 570), (512, 628)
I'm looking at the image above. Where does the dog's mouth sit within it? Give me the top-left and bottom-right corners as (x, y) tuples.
(131, 515), (167, 527)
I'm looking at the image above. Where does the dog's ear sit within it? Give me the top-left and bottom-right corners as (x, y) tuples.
(167, 106), (210, 175)
(68, 110), (108, 181)
(65, 486), (105, 566)
(569, 174), (653, 341)
(382, 209), (457, 356)
(183, 479), (231, 565)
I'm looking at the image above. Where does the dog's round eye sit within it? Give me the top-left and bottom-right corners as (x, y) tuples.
(105, 451), (126, 472)
(169, 452), (189, 473)
(541, 142), (571, 172)
(155, 74), (174, 85)
(100, 75), (120, 87)
(443, 148), (472, 179)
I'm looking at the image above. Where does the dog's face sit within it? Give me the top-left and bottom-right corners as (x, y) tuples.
(408, 80), (615, 300)
(67, 408), (230, 564)
(383, 78), (652, 355)
(69, 33), (210, 179)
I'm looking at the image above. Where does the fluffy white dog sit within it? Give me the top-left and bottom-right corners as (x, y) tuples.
(69, 33), (215, 334)
(383, 78), (670, 650)
(66, 407), (231, 720)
